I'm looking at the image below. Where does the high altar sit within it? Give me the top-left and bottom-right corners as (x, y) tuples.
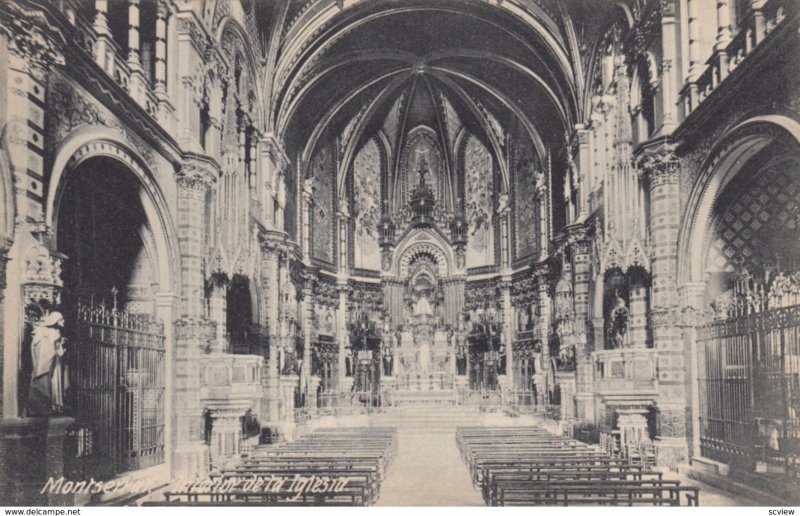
(394, 297), (455, 393)
(376, 156), (467, 404)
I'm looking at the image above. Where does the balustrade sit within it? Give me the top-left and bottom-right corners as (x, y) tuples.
(52, 0), (166, 119)
(681, 0), (795, 117)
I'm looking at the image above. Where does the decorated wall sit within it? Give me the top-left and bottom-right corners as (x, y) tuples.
(353, 138), (382, 271)
(309, 135), (336, 266)
(511, 122), (540, 261)
(464, 134), (495, 268)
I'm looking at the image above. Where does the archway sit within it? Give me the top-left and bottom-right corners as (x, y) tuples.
(52, 153), (172, 479)
(688, 126), (800, 473)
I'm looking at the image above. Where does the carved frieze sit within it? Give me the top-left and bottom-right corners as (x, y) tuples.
(46, 76), (157, 167)
(0, 1), (65, 73)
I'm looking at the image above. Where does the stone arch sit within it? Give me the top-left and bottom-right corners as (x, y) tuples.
(216, 17), (264, 128)
(677, 115), (800, 294)
(396, 238), (452, 279)
(46, 129), (180, 295)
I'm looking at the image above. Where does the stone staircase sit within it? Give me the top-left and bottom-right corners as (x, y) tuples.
(370, 405), (480, 434)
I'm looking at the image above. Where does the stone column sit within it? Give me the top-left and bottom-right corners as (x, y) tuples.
(301, 179), (313, 263)
(93, 0), (111, 71)
(534, 265), (551, 403)
(301, 280), (315, 404)
(336, 282), (349, 393)
(209, 410), (242, 469)
(127, 0), (141, 68)
(208, 274), (228, 353)
(687, 0), (702, 81)
(575, 125), (590, 220)
(715, 0), (732, 79)
(628, 273), (648, 348)
(0, 14), (60, 417)
(335, 198), (350, 393)
(568, 227), (593, 421)
(639, 145), (688, 468)
(261, 236), (283, 423)
(154, 0), (168, 94)
(155, 292), (178, 477)
(500, 277), (514, 399)
(660, 1), (679, 132)
(173, 161), (216, 477)
(750, 0), (767, 45)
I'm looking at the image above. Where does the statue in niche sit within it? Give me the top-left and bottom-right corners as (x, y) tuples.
(323, 309), (335, 336)
(607, 291), (629, 349)
(557, 342), (576, 371)
(413, 295), (434, 317)
(345, 347), (353, 377)
(417, 155), (430, 186)
(518, 306), (531, 331)
(382, 349), (393, 377)
(28, 312), (68, 416)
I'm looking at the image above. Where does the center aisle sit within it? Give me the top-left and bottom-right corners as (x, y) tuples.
(375, 429), (484, 506)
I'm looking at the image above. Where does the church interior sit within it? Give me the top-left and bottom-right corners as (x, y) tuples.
(0, 0), (799, 507)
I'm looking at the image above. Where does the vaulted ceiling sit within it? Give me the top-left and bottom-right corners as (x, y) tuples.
(267, 0), (596, 172)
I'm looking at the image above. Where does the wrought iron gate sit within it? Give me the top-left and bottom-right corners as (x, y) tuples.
(69, 303), (165, 478)
(698, 304), (800, 473)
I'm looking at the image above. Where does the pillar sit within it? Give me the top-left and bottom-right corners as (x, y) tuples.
(500, 278), (514, 399)
(127, 0), (141, 68)
(575, 125), (590, 220)
(628, 273), (648, 348)
(301, 281), (314, 405)
(534, 265), (551, 403)
(687, 0), (702, 81)
(93, 0), (111, 71)
(750, 0), (767, 45)
(660, 1), (679, 132)
(0, 13), (64, 417)
(208, 274), (228, 353)
(173, 162), (216, 476)
(154, 0), (168, 94)
(568, 227), (593, 421)
(155, 292), (178, 477)
(337, 282), (349, 393)
(261, 237), (283, 423)
(713, 0), (732, 83)
(639, 145), (688, 468)
(209, 410), (242, 469)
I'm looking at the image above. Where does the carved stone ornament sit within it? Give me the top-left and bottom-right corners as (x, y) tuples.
(0, 1), (66, 73)
(47, 77), (157, 166)
(638, 145), (681, 189)
(177, 156), (218, 191)
(21, 240), (64, 311)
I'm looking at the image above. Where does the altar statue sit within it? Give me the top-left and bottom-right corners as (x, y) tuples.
(413, 295), (433, 317)
(28, 312), (68, 416)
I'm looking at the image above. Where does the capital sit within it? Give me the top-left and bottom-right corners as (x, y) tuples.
(176, 156), (218, 191)
(637, 144), (680, 189)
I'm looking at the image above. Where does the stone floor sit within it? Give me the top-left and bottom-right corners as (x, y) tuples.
(375, 428), (484, 506)
(310, 410), (756, 507)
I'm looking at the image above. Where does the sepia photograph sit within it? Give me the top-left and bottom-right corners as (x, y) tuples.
(0, 0), (798, 511)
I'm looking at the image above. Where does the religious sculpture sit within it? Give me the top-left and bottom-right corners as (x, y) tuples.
(28, 311), (68, 416)
(607, 291), (629, 349)
(413, 295), (434, 317)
